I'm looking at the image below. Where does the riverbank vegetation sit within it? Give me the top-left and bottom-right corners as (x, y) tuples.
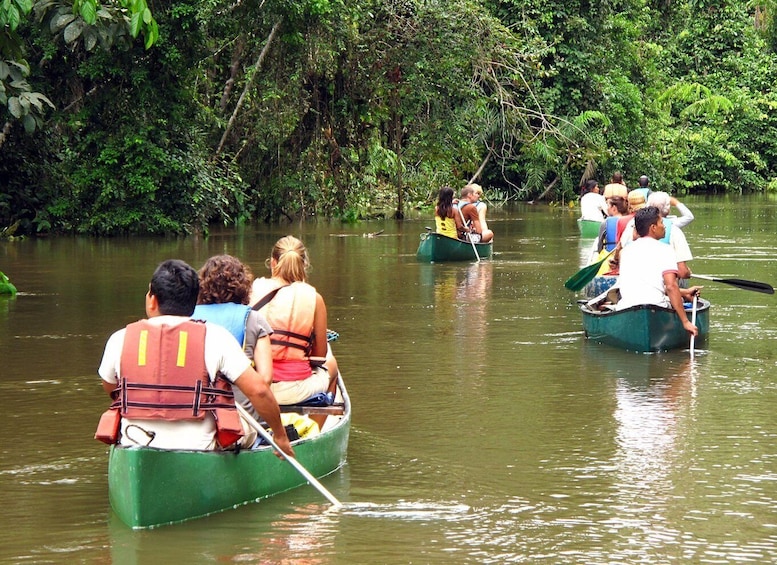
(1, 0), (776, 235)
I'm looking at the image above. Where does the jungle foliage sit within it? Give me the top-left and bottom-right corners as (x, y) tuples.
(1, 0), (776, 234)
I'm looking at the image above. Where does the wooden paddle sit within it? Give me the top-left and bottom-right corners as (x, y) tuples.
(689, 294), (698, 359)
(691, 274), (774, 295)
(564, 249), (615, 292)
(235, 403), (343, 508)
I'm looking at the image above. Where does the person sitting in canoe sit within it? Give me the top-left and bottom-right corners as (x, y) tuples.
(434, 186), (460, 239)
(193, 255), (276, 414)
(465, 183), (494, 243)
(595, 195), (629, 254)
(603, 171), (628, 199)
(616, 207), (701, 338)
(579, 179), (607, 223)
(455, 185), (487, 243)
(96, 259), (294, 456)
(250, 236), (340, 429)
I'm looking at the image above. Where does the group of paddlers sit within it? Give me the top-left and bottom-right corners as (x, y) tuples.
(434, 184), (494, 244)
(95, 236), (340, 458)
(580, 172), (701, 338)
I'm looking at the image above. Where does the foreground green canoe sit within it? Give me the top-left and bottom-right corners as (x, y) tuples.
(578, 298), (710, 352)
(577, 218), (603, 239)
(108, 379), (351, 529)
(416, 231), (493, 262)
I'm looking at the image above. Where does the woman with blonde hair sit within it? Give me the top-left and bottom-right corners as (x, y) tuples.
(250, 236), (339, 418)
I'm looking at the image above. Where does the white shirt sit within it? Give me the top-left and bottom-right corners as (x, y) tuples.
(619, 220), (693, 263)
(99, 316), (252, 450)
(580, 192), (607, 221)
(617, 237), (679, 310)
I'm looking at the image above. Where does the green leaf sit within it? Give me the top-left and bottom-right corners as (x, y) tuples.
(14, 0), (31, 15)
(129, 11), (141, 37)
(8, 96), (22, 118)
(50, 13), (76, 33)
(22, 113), (35, 133)
(79, 0), (96, 24)
(64, 20), (85, 44)
(7, 4), (19, 30)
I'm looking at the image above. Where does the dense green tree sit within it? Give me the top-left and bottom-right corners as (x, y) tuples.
(1, 0), (777, 235)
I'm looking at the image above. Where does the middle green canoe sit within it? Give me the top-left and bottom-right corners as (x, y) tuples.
(416, 231), (493, 262)
(107, 377), (351, 529)
(578, 298), (711, 352)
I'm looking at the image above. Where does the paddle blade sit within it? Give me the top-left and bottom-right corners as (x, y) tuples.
(718, 278), (774, 294)
(564, 254), (611, 292)
(692, 274), (774, 294)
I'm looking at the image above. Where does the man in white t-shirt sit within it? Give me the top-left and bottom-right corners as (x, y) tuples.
(617, 207), (701, 338)
(98, 259), (293, 455)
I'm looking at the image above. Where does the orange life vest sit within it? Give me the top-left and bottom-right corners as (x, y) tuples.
(94, 320), (243, 448)
(255, 281), (316, 361)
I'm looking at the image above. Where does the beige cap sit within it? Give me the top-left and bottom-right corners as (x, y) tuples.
(603, 183), (627, 198)
(628, 190), (646, 211)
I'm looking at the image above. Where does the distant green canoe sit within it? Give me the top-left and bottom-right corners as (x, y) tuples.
(416, 232), (493, 262)
(108, 379), (351, 529)
(578, 218), (603, 239)
(578, 298), (710, 352)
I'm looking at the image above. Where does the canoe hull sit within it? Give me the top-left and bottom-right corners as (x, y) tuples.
(108, 384), (351, 529)
(416, 232), (493, 262)
(579, 298), (710, 352)
(578, 219), (603, 239)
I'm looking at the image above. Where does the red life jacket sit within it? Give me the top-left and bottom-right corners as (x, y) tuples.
(94, 319), (243, 448)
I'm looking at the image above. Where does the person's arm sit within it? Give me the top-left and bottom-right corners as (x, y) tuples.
(477, 203), (489, 231)
(312, 292), (328, 358)
(468, 207), (483, 235)
(252, 335), (273, 386)
(233, 367), (294, 457)
(102, 380), (118, 396)
(663, 272), (698, 337)
(676, 260), (691, 280)
(670, 197), (694, 229)
(680, 285), (703, 301)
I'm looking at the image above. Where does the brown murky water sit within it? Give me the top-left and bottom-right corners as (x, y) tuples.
(2, 194), (777, 563)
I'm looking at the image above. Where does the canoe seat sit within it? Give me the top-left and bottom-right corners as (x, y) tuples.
(279, 403), (345, 416)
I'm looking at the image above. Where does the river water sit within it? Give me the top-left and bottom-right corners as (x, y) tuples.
(2, 195), (777, 564)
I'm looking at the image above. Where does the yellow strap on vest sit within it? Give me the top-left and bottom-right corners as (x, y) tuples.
(138, 330), (149, 366)
(177, 331), (188, 367)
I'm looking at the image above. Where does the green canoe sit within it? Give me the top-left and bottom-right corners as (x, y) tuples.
(577, 218), (603, 239)
(108, 379), (351, 529)
(578, 298), (710, 352)
(416, 231), (493, 262)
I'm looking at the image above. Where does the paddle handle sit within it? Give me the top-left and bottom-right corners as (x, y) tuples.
(235, 403), (343, 508)
(689, 294), (698, 359)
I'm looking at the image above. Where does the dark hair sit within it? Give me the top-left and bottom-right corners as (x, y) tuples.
(638, 175), (649, 188)
(582, 179), (599, 195)
(634, 206), (661, 237)
(436, 186), (455, 219)
(611, 171), (623, 184)
(150, 259), (200, 316)
(198, 255), (253, 305)
(608, 196), (629, 215)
